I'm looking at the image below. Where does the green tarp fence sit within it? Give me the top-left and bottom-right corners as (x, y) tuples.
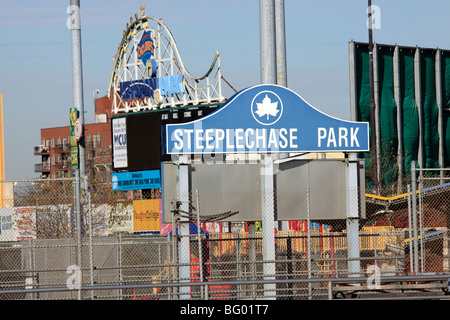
(400, 48), (419, 175)
(443, 52), (450, 167)
(353, 43), (450, 188)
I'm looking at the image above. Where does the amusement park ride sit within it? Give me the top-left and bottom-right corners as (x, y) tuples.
(108, 3), (228, 115)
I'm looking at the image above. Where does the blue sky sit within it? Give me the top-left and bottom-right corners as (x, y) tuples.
(1, 0), (450, 179)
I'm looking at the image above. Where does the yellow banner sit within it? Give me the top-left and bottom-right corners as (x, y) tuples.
(133, 199), (161, 232)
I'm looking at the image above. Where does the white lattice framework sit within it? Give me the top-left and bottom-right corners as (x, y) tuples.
(108, 10), (226, 114)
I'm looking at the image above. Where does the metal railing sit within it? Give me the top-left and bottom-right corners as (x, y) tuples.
(0, 273), (448, 300)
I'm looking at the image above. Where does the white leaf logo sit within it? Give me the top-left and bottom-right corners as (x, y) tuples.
(255, 95), (279, 120)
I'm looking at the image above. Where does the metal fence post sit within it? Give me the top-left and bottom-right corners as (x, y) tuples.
(88, 190), (94, 300)
(306, 186), (312, 299)
(327, 280), (333, 300)
(418, 177), (425, 273)
(75, 168), (82, 300)
(411, 161), (419, 274)
(407, 184), (413, 273)
(196, 190), (204, 299)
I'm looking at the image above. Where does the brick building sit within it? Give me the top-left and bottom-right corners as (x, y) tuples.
(34, 96), (113, 181)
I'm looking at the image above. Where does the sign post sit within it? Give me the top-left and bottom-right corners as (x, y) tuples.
(261, 153), (276, 299)
(177, 155), (191, 299)
(164, 84), (369, 296)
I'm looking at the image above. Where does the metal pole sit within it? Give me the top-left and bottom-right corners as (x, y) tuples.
(306, 186), (312, 299)
(393, 45), (404, 193)
(368, 0), (378, 192)
(70, 2), (85, 300)
(75, 168), (82, 300)
(88, 191), (94, 300)
(118, 232), (123, 300)
(419, 179), (424, 273)
(195, 190), (204, 299)
(69, 0), (86, 178)
(274, 0), (287, 87)
(260, 0), (277, 300)
(170, 211), (176, 299)
(411, 161), (419, 274)
(407, 184), (413, 273)
(261, 154), (276, 300)
(436, 49), (444, 183)
(260, 0), (277, 84)
(248, 222), (257, 298)
(177, 155), (190, 299)
(346, 155), (361, 277)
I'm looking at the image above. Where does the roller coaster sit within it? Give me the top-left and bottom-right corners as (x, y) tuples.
(108, 4), (227, 114)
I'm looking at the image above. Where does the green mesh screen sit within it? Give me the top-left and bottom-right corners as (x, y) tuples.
(378, 47), (397, 184)
(420, 50), (440, 169)
(399, 49), (419, 175)
(442, 52), (450, 167)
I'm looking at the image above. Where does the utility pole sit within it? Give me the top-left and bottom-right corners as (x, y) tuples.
(368, 0), (378, 192)
(69, 0), (86, 177)
(69, 0), (85, 300)
(275, 0), (287, 87)
(259, 0), (277, 300)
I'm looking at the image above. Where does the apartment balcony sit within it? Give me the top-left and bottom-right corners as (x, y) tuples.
(54, 144), (71, 154)
(34, 145), (50, 155)
(35, 162), (51, 172)
(54, 161), (71, 171)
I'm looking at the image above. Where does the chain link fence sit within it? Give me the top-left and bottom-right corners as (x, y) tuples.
(0, 168), (449, 300)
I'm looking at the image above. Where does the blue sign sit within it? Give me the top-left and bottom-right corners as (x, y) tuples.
(120, 75), (184, 100)
(164, 85), (369, 154)
(120, 78), (158, 100)
(111, 170), (161, 191)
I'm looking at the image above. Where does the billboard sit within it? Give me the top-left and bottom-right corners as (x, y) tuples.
(133, 199), (161, 233)
(111, 105), (221, 176)
(0, 207), (36, 242)
(112, 117), (128, 169)
(111, 169), (161, 191)
(107, 203), (133, 234)
(112, 112), (162, 172)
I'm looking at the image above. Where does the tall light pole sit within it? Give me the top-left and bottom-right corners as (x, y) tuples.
(275, 0), (287, 87)
(69, 0), (86, 178)
(69, 0), (85, 300)
(259, 0), (277, 300)
(368, 0), (378, 192)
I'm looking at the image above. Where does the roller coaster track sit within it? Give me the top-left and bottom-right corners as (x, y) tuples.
(366, 182), (450, 207)
(108, 6), (227, 114)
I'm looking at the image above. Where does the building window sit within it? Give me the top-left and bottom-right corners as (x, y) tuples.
(51, 138), (55, 148)
(52, 156), (56, 165)
(93, 134), (101, 148)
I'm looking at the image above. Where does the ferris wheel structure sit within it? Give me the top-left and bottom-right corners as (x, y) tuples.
(108, 6), (226, 114)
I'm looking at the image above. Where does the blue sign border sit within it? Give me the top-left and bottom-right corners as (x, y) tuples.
(164, 84), (369, 154)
